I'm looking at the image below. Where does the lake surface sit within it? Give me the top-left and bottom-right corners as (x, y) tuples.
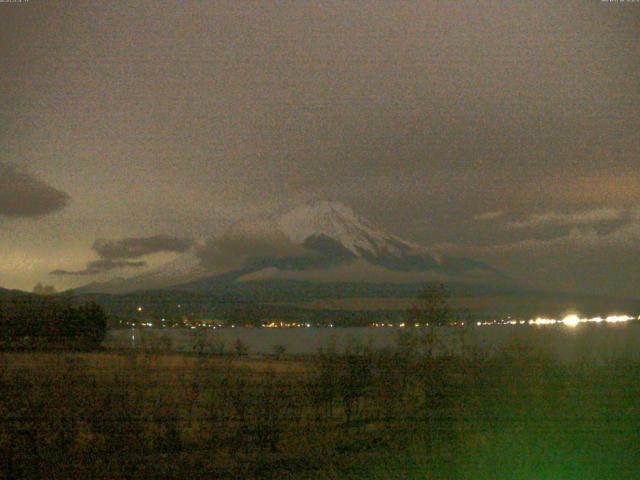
(106, 323), (640, 362)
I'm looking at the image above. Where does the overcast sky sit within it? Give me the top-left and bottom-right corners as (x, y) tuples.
(1, 1), (639, 297)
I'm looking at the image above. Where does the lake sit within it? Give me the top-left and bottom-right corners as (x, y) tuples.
(106, 322), (640, 362)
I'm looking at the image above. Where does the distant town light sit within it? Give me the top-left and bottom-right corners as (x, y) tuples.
(562, 315), (580, 328)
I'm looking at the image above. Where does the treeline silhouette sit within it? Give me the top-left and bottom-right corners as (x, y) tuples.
(0, 295), (106, 350)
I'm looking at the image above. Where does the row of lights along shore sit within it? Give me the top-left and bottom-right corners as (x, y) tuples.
(131, 305), (638, 329)
(373, 314), (638, 328)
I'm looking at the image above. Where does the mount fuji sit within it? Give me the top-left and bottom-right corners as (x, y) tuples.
(73, 201), (502, 294)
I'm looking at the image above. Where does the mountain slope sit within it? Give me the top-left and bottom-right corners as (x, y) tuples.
(179, 201), (501, 291)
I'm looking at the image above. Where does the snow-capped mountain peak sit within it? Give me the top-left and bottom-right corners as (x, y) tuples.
(276, 200), (427, 259)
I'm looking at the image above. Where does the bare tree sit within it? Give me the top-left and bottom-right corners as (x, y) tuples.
(406, 283), (453, 357)
(272, 344), (287, 360)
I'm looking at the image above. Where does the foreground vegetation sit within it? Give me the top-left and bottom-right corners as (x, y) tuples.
(2, 334), (640, 479)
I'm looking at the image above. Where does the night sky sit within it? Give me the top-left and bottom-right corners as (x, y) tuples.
(1, 1), (639, 297)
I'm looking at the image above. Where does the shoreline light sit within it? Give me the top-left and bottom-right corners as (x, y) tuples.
(562, 315), (581, 328)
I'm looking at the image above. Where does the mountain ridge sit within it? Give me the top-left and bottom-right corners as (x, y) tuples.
(72, 201), (501, 294)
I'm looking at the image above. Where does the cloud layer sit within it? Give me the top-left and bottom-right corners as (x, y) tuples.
(92, 235), (194, 259)
(508, 208), (622, 229)
(474, 211), (505, 221)
(196, 233), (308, 271)
(443, 205), (640, 253)
(434, 204), (640, 297)
(51, 235), (193, 276)
(0, 163), (70, 218)
(51, 259), (148, 276)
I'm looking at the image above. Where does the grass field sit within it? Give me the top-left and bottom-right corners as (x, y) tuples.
(2, 335), (640, 479)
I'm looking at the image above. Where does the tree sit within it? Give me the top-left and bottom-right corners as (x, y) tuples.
(406, 283), (453, 357)
(233, 338), (248, 357)
(0, 295), (107, 350)
(79, 302), (107, 349)
(339, 349), (372, 430)
(272, 344), (287, 360)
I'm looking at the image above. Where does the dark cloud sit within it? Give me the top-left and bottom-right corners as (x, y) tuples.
(196, 234), (308, 271)
(92, 235), (194, 259)
(0, 163), (70, 218)
(50, 259), (147, 276)
(50, 235), (193, 277)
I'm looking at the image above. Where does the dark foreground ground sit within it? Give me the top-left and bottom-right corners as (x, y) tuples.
(1, 336), (640, 479)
